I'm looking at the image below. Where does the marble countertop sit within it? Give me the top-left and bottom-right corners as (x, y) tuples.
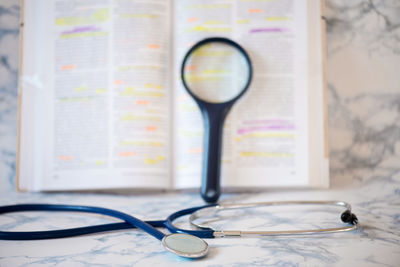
(1, 0), (400, 266)
(1, 183), (399, 266)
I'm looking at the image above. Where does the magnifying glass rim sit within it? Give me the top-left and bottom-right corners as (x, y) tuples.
(181, 37), (253, 105)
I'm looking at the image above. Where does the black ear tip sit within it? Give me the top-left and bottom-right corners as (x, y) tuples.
(350, 214), (358, 225)
(341, 210), (351, 222)
(341, 210), (358, 225)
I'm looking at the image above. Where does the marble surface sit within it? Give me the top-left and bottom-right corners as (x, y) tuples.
(1, 0), (400, 266)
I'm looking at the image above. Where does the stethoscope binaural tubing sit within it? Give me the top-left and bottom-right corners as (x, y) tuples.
(0, 203), (216, 240)
(190, 200), (359, 237)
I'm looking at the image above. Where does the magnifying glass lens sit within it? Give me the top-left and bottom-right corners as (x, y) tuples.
(183, 42), (250, 103)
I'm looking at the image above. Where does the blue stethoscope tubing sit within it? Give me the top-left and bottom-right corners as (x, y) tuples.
(0, 204), (216, 241)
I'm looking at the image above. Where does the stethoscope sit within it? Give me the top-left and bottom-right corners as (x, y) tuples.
(0, 200), (359, 259)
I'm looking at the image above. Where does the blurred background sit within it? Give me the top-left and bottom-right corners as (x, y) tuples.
(1, 0), (399, 193)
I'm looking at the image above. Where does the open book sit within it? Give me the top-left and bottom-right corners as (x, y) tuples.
(17, 0), (328, 191)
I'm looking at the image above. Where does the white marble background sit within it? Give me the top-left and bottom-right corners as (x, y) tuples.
(0, 0), (399, 266)
(0, 0), (18, 193)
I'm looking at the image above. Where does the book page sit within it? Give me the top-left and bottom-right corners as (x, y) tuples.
(173, 0), (324, 188)
(20, 0), (171, 190)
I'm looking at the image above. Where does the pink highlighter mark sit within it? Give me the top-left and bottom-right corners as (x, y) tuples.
(61, 25), (99, 35)
(249, 28), (286, 34)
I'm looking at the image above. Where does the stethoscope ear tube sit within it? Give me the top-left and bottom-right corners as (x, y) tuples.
(0, 203), (215, 259)
(0, 221), (134, 240)
(165, 204), (217, 238)
(0, 204), (167, 240)
(189, 201), (359, 237)
(0, 203), (217, 240)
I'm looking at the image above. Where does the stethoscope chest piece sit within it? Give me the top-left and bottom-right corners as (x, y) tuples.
(161, 233), (209, 258)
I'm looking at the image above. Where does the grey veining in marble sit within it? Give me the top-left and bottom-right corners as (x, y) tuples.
(326, 0), (400, 56)
(0, 0), (19, 193)
(1, 0), (400, 266)
(325, 0), (400, 187)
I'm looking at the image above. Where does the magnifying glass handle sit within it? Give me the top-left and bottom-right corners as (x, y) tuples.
(201, 106), (230, 203)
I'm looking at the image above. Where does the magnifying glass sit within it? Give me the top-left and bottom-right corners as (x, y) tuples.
(181, 37), (253, 203)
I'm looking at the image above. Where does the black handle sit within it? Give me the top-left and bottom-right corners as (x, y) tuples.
(200, 104), (231, 203)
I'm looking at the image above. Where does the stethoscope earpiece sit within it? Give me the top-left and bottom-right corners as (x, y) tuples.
(341, 210), (358, 225)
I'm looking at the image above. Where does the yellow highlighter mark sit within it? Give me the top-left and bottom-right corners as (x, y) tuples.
(178, 103), (198, 112)
(145, 155), (165, 165)
(202, 69), (228, 75)
(95, 160), (105, 165)
(120, 87), (136, 96)
(74, 86), (89, 92)
(234, 132), (294, 142)
(191, 49), (232, 57)
(188, 25), (231, 33)
(205, 20), (224, 25)
(237, 19), (250, 24)
(134, 91), (164, 97)
(184, 74), (222, 83)
(144, 83), (163, 90)
(146, 108), (158, 114)
(117, 66), (133, 71)
(59, 97), (92, 103)
(56, 8), (110, 25)
(266, 16), (291, 21)
(92, 8), (110, 22)
(95, 88), (107, 94)
(120, 88), (163, 97)
(60, 31), (108, 39)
